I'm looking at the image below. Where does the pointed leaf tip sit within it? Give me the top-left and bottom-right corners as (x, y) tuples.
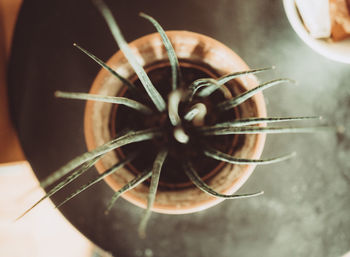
(93, 0), (166, 111)
(138, 149), (168, 238)
(218, 78), (296, 111)
(184, 161), (265, 199)
(204, 148), (296, 165)
(140, 12), (181, 91)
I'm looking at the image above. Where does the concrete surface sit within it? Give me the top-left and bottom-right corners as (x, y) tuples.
(7, 0), (350, 256)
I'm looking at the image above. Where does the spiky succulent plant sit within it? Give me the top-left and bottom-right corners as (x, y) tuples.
(18, 0), (326, 237)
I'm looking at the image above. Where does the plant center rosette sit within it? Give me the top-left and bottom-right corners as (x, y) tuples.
(84, 31), (267, 214)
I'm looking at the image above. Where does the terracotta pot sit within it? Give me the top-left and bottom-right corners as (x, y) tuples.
(84, 31), (266, 214)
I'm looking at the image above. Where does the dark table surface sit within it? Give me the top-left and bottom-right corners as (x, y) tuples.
(8, 0), (350, 256)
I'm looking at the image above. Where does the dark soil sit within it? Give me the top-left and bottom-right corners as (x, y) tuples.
(110, 60), (245, 190)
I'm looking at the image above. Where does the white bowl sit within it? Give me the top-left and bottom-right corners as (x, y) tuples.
(283, 0), (350, 64)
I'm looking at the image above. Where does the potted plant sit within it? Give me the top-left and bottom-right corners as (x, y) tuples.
(19, 0), (324, 237)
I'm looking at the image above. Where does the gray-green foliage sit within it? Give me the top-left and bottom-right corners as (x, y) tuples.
(204, 148), (296, 165)
(93, 0), (166, 112)
(140, 12), (182, 90)
(19, 0), (327, 238)
(105, 169), (152, 215)
(55, 91), (153, 114)
(192, 67), (274, 98)
(218, 78), (295, 111)
(183, 161), (264, 199)
(73, 43), (138, 93)
(138, 149), (168, 238)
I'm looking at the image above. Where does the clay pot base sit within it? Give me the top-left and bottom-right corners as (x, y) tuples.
(84, 31), (266, 214)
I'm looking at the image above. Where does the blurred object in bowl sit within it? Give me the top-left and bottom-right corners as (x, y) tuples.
(330, 0), (350, 41)
(283, 0), (350, 63)
(295, 0), (331, 38)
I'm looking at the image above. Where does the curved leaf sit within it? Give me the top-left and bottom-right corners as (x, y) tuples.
(140, 12), (181, 90)
(204, 147), (296, 165)
(198, 67), (275, 97)
(184, 108), (200, 121)
(55, 155), (136, 209)
(138, 149), (168, 238)
(55, 91), (153, 114)
(218, 79), (294, 111)
(73, 43), (138, 93)
(168, 89), (182, 126)
(188, 78), (220, 100)
(183, 161), (263, 199)
(211, 116), (322, 128)
(40, 128), (161, 189)
(199, 125), (328, 136)
(105, 169), (152, 214)
(16, 155), (102, 220)
(93, 0), (166, 111)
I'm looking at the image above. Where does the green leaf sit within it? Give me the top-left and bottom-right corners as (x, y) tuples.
(168, 89), (182, 126)
(138, 148), (168, 238)
(198, 67), (275, 97)
(55, 91), (153, 115)
(140, 12), (181, 90)
(93, 0), (166, 112)
(183, 103), (207, 126)
(188, 78), (220, 101)
(73, 43), (139, 93)
(173, 126), (190, 144)
(183, 161), (263, 199)
(204, 147), (296, 165)
(184, 108), (200, 121)
(218, 78), (294, 111)
(199, 125), (329, 136)
(55, 154), (136, 210)
(16, 155), (102, 220)
(212, 116), (322, 128)
(105, 169), (152, 215)
(188, 67), (274, 99)
(40, 128), (161, 189)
